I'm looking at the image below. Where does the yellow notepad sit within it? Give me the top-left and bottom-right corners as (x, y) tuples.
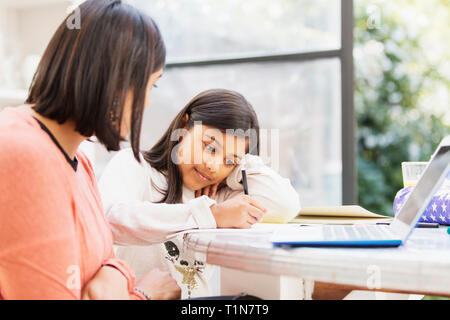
(289, 206), (393, 225)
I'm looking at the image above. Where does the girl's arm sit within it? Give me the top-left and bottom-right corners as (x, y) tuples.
(215, 154), (301, 224)
(98, 149), (217, 246)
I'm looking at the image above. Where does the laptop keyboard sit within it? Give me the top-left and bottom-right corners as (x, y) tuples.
(323, 225), (396, 241)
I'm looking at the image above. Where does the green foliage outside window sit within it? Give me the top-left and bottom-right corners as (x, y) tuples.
(355, 0), (450, 216)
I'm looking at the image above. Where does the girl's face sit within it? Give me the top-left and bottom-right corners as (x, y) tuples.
(177, 124), (248, 191)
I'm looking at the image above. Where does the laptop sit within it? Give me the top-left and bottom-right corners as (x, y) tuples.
(271, 136), (450, 248)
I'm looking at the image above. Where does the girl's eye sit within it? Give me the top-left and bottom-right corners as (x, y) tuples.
(205, 144), (215, 153)
(225, 159), (235, 166)
(153, 84), (158, 89)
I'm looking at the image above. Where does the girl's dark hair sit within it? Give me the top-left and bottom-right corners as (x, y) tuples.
(143, 89), (260, 204)
(26, 0), (166, 161)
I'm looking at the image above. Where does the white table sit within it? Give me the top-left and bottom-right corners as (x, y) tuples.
(182, 225), (450, 299)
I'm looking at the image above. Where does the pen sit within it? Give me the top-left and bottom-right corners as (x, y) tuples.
(242, 168), (249, 195)
(417, 222), (440, 229)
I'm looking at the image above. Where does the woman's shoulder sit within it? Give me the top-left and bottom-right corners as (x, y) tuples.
(0, 107), (63, 168)
(0, 106), (39, 145)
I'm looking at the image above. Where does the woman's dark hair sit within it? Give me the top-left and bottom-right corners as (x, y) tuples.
(143, 89), (260, 204)
(26, 0), (166, 161)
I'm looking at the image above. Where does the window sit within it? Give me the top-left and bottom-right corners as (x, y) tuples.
(96, 0), (354, 206)
(130, 0), (341, 60)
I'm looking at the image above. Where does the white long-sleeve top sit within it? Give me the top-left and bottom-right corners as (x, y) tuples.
(98, 148), (301, 298)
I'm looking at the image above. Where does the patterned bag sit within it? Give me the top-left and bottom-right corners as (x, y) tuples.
(393, 171), (450, 225)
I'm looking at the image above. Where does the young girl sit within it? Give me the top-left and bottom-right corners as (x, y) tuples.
(98, 89), (301, 298)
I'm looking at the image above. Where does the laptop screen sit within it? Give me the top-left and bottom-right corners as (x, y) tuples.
(396, 145), (450, 228)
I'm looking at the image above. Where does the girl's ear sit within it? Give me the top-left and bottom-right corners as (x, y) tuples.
(180, 113), (189, 129)
(178, 113), (190, 143)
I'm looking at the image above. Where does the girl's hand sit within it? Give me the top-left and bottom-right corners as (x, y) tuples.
(195, 180), (226, 199)
(210, 194), (268, 229)
(81, 265), (130, 300)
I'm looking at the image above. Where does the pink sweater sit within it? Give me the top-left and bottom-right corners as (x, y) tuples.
(0, 107), (143, 300)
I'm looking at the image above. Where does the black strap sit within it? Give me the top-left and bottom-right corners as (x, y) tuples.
(33, 117), (78, 172)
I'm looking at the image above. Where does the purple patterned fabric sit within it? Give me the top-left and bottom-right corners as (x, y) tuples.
(393, 171), (450, 225)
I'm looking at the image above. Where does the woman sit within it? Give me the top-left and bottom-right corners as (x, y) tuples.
(98, 89), (302, 298)
(0, 0), (178, 300)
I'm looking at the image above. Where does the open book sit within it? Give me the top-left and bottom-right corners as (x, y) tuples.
(289, 206), (393, 225)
